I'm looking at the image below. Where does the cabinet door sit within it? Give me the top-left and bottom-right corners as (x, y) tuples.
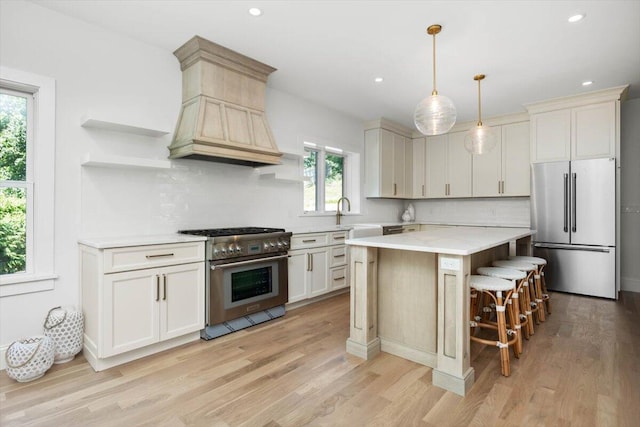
(379, 129), (395, 197)
(531, 110), (571, 162)
(426, 135), (447, 198)
(472, 127), (503, 197)
(502, 121), (530, 196)
(392, 132), (406, 197)
(447, 131), (472, 197)
(103, 269), (160, 357)
(160, 262), (205, 341)
(287, 250), (308, 303)
(572, 102), (616, 160)
(308, 248), (329, 297)
(412, 137), (427, 198)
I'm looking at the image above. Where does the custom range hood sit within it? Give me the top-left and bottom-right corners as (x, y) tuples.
(169, 36), (282, 166)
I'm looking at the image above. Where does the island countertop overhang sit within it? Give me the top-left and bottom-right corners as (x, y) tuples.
(345, 227), (533, 256)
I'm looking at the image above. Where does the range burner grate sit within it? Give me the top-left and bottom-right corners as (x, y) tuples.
(179, 227), (285, 237)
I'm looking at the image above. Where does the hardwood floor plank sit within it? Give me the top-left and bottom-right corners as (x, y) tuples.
(1, 291), (639, 426)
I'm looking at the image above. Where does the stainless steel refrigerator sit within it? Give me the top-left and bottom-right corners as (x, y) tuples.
(531, 158), (617, 299)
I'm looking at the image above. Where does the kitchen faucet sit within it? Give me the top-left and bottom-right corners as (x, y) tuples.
(336, 197), (351, 225)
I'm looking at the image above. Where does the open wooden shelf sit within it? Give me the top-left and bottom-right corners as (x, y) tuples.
(81, 153), (173, 170)
(80, 116), (170, 137)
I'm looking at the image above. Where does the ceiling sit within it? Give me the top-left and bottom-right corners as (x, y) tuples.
(30, 0), (640, 129)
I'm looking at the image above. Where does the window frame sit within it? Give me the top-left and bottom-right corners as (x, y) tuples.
(0, 67), (57, 297)
(302, 141), (358, 216)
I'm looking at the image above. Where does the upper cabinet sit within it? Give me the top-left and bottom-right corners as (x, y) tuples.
(526, 86), (628, 163)
(364, 119), (413, 198)
(426, 131), (472, 198)
(473, 121), (530, 197)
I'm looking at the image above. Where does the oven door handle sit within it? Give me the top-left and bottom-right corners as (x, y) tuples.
(210, 254), (289, 270)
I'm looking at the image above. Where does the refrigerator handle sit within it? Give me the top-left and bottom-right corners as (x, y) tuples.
(571, 172), (577, 232)
(563, 173), (569, 232)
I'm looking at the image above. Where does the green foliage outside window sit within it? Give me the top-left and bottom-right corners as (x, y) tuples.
(1, 93), (28, 275)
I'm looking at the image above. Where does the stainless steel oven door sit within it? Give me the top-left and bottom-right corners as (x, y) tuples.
(208, 254), (288, 325)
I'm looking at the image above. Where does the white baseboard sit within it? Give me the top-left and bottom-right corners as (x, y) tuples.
(621, 276), (640, 293)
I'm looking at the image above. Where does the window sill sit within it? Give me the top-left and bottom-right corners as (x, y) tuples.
(0, 274), (57, 297)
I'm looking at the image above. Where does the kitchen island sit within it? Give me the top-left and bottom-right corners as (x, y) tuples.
(345, 226), (532, 396)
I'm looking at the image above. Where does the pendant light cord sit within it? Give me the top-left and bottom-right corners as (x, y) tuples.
(431, 32), (438, 96)
(477, 78), (482, 126)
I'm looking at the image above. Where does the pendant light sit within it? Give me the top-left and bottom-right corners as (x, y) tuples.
(464, 74), (497, 155)
(414, 24), (457, 136)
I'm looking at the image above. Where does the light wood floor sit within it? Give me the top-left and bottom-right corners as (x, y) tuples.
(1, 291), (639, 426)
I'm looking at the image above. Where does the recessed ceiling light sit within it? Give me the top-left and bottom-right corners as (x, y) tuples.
(582, 80), (593, 86)
(374, 77), (384, 83)
(248, 7), (262, 17)
(568, 14), (585, 23)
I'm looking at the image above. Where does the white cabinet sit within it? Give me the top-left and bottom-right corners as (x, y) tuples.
(426, 131), (472, 198)
(80, 240), (205, 370)
(530, 102), (616, 162)
(473, 121), (530, 197)
(412, 137), (427, 198)
(526, 86), (626, 163)
(365, 120), (413, 198)
(288, 231), (349, 304)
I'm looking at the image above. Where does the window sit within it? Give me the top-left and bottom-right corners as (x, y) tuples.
(0, 67), (56, 296)
(303, 142), (358, 214)
(1, 88), (31, 276)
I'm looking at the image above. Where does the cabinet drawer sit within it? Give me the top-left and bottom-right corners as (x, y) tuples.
(330, 245), (347, 267)
(104, 242), (205, 273)
(290, 233), (329, 250)
(331, 266), (348, 290)
(329, 231), (348, 244)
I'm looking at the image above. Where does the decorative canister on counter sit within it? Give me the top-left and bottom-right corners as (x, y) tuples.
(5, 336), (55, 382)
(43, 306), (84, 364)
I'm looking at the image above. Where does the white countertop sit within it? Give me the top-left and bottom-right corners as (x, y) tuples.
(345, 227), (532, 256)
(78, 234), (207, 249)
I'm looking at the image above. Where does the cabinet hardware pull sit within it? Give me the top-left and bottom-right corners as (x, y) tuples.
(146, 253), (174, 259)
(333, 236), (345, 240)
(155, 275), (160, 301)
(498, 181), (501, 193)
(302, 239), (316, 243)
(422, 184), (425, 197)
(333, 276), (346, 281)
(163, 274), (167, 301)
(306, 253), (311, 271)
(333, 254), (345, 258)
(310, 253), (313, 271)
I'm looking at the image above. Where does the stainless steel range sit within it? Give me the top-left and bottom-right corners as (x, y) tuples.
(179, 227), (291, 334)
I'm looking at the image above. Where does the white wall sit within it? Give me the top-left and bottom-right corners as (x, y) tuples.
(0, 0), (402, 363)
(620, 98), (640, 292)
(408, 198), (530, 227)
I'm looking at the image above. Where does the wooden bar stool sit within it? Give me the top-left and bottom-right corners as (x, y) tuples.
(509, 255), (551, 315)
(469, 275), (520, 377)
(492, 259), (539, 336)
(477, 266), (528, 355)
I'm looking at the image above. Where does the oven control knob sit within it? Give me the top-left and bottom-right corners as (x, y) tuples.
(277, 241), (283, 248)
(228, 243), (236, 254)
(263, 242), (270, 251)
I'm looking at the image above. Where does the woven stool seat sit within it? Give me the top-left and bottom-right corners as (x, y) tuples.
(477, 267), (526, 281)
(492, 259), (536, 272)
(469, 275), (515, 292)
(508, 256), (547, 266)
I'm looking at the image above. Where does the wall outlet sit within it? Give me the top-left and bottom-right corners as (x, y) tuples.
(440, 257), (460, 270)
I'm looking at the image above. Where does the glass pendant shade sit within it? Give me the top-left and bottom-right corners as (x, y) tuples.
(414, 94), (457, 136)
(464, 124), (498, 155)
(414, 24), (456, 136)
(465, 73), (496, 155)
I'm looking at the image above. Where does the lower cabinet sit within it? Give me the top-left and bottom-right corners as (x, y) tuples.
(102, 262), (205, 357)
(80, 240), (205, 370)
(288, 231), (349, 304)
